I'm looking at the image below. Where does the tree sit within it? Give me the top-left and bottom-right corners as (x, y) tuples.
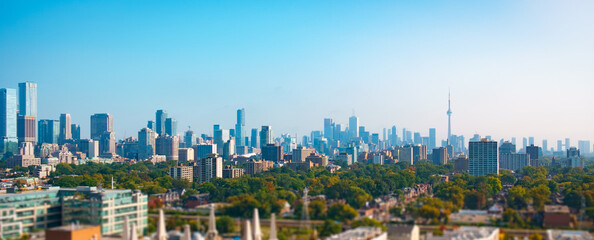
(464, 190), (486, 210)
(499, 170), (516, 185)
(529, 233), (543, 240)
(528, 184), (551, 211)
(351, 218), (386, 231)
(309, 199), (327, 220)
(318, 220), (342, 237)
(486, 177), (502, 196)
(419, 205), (440, 221)
(172, 178), (192, 189)
(216, 216), (236, 234)
(507, 186), (528, 210)
(142, 184), (167, 195)
(327, 203), (357, 223)
(502, 209), (525, 228)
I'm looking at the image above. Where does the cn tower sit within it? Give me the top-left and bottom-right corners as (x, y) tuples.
(447, 91), (452, 144)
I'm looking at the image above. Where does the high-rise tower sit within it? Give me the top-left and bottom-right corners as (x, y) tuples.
(447, 91), (452, 144)
(59, 113), (72, 144)
(236, 108), (245, 147)
(155, 110), (167, 136)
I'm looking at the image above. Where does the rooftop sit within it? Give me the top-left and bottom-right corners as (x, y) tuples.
(47, 224), (100, 232)
(547, 230), (594, 240)
(327, 227), (386, 240)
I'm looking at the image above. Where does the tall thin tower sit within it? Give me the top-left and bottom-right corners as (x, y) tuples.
(447, 90), (452, 144)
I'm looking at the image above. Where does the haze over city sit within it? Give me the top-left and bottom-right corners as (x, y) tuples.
(1, 0), (594, 142)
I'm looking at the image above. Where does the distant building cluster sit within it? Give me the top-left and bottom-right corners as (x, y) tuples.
(1, 82), (592, 179)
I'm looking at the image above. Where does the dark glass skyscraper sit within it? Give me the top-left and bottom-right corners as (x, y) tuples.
(165, 117), (177, 136)
(38, 119), (59, 144)
(260, 126), (273, 148)
(251, 128), (258, 148)
(155, 110), (167, 135)
(324, 118), (333, 141)
(90, 113), (114, 140)
(184, 130), (195, 148)
(71, 124), (81, 140)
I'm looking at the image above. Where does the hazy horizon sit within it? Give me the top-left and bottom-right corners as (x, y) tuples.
(1, 1), (593, 145)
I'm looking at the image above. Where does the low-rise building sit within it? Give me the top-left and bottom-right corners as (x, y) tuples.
(327, 227), (387, 240)
(178, 148), (194, 162)
(387, 225), (420, 240)
(546, 230), (594, 240)
(169, 165), (193, 182)
(427, 227), (499, 240)
(245, 159), (274, 175)
(306, 153), (329, 166)
(222, 165), (243, 178)
(45, 224), (101, 240)
(34, 164), (56, 178)
(543, 205), (573, 228)
(0, 186), (148, 239)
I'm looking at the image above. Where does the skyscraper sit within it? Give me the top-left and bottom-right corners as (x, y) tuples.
(71, 124), (80, 140)
(138, 128), (157, 160)
(432, 147), (448, 165)
(194, 144), (217, 160)
(59, 113), (72, 144)
(499, 141), (516, 154)
(468, 139), (499, 176)
(542, 140), (548, 155)
(184, 130), (195, 148)
(90, 113), (114, 140)
(251, 128), (258, 148)
(213, 129), (229, 154)
(565, 138), (570, 150)
(17, 115), (35, 144)
(99, 131), (116, 157)
(526, 145), (540, 167)
(262, 144), (283, 162)
(38, 119), (59, 144)
(578, 140), (591, 154)
(413, 132), (422, 145)
(391, 125), (397, 146)
(155, 110), (167, 135)
(324, 118), (334, 141)
(165, 117), (177, 136)
(156, 135), (179, 160)
(235, 108), (246, 147)
(557, 140), (563, 152)
(18, 82), (37, 119)
(260, 126), (273, 148)
(0, 88), (18, 156)
(147, 121), (155, 131)
(349, 116), (359, 140)
(529, 137), (534, 146)
(429, 128), (436, 150)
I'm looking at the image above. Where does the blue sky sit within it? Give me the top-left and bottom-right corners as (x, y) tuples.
(1, 0), (593, 145)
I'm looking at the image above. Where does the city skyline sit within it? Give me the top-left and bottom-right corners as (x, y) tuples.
(1, 1), (594, 142)
(2, 81), (594, 149)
